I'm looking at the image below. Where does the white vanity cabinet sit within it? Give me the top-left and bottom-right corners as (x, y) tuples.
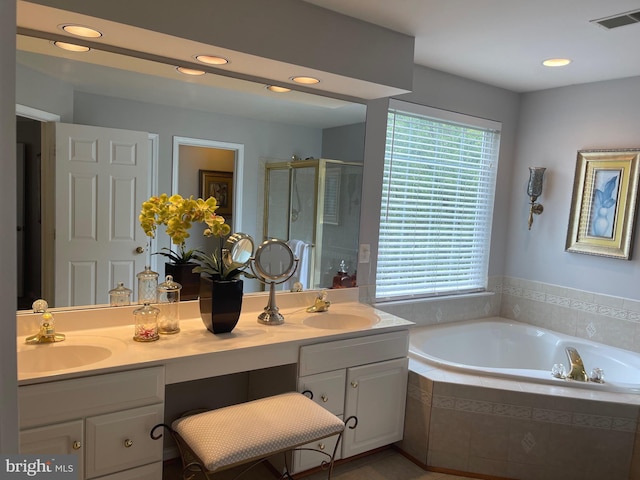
(296, 330), (409, 473)
(19, 367), (165, 480)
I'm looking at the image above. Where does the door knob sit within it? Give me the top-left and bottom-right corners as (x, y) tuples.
(135, 246), (145, 254)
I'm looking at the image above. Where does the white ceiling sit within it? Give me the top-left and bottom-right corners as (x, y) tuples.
(304, 0), (640, 93)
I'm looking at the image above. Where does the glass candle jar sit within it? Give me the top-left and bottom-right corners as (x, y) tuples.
(109, 282), (132, 306)
(133, 302), (159, 342)
(157, 275), (181, 334)
(137, 265), (159, 304)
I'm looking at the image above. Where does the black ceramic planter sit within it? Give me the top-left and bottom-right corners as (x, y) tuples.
(199, 277), (243, 334)
(164, 262), (200, 300)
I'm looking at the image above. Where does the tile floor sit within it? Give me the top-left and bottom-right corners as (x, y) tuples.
(162, 448), (473, 480)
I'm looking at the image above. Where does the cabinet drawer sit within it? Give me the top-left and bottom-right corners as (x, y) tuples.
(299, 330), (409, 376)
(293, 421), (343, 474)
(93, 461), (162, 480)
(85, 404), (163, 478)
(20, 367), (165, 429)
(298, 370), (345, 416)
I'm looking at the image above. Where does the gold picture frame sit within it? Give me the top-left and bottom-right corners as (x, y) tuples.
(565, 149), (640, 259)
(199, 170), (233, 217)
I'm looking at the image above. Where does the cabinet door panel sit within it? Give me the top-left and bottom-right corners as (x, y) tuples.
(85, 404), (163, 478)
(343, 357), (408, 458)
(20, 420), (84, 478)
(297, 369), (346, 415)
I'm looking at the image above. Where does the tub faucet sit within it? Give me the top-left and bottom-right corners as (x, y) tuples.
(565, 346), (588, 382)
(306, 290), (331, 313)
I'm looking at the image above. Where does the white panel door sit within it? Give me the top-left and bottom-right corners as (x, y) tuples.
(55, 123), (149, 307)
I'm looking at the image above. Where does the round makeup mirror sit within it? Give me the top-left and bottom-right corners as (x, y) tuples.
(253, 239), (296, 280)
(223, 233), (254, 270)
(250, 239), (298, 325)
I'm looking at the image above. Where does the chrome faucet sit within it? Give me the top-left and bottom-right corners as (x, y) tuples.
(565, 347), (588, 382)
(306, 290), (331, 313)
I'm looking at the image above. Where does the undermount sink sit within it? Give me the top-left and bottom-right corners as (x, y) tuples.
(18, 337), (126, 373)
(302, 312), (379, 330)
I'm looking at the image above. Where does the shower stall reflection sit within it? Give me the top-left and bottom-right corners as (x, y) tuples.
(264, 158), (363, 290)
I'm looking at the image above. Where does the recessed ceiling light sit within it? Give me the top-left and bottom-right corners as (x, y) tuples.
(196, 55), (229, 65)
(53, 41), (90, 52)
(542, 58), (572, 67)
(176, 66), (206, 76)
(266, 85), (292, 93)
(291, 76), (320, 85)
(61, 24), (102, 38)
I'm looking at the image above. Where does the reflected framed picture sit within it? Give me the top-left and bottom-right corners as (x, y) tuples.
(199, 170), (233, 217)
(565, 149), (640, 259)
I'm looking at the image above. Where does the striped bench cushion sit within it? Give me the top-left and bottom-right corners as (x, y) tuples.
(171, 392), (345, 472)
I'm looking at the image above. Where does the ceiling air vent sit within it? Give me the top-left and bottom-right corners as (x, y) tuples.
(592, 10), (640, 29)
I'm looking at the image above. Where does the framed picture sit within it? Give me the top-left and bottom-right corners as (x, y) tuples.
(199, 170), (233, 217)
(565, 149), (640, 259)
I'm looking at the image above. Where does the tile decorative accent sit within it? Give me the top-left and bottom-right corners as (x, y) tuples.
(407, 382), (432, 405)
(501, 276), (640, 325)
(500, 276), (640, 352)
(521, 432), (536, 453)
(432, 394), (636, 433)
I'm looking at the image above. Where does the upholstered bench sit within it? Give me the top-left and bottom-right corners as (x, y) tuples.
(151, 391), (356, 479)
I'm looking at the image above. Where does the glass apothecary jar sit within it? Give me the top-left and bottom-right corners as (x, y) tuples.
(133, 302), (160, 342)
(109, 282), (132, 307)
(157, 275), (181, 334)
(137, 265), (159, 304)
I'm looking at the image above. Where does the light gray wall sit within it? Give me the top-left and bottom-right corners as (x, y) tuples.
(16, 64), (74, 122)
(322, 122), (365, 162)
(0, 0), (18, 453)
(358, 64), (521, 299)
(505, 76), (640, 300)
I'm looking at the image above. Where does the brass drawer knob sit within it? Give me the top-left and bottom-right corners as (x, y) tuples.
(124, 439), (133, 448)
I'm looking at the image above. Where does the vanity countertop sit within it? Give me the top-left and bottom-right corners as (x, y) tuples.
(16, 291), (413, 386)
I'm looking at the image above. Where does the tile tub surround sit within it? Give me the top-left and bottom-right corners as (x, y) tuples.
(499, 276), (640, 354)
(400, 361), (640, 480)
(373, 275), (640, 354)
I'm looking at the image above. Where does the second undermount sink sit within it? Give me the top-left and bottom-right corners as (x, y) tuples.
(18, 337), (126, 373)
(302, 312), (380, 330)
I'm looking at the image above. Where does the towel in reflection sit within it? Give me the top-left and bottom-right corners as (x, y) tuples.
(285, 239), (311, 290)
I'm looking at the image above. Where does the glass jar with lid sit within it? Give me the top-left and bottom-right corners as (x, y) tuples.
(137, 265), (159, 304)
(157, 275), (181, 334)
(109, 282), (132, 307)
(133, 302), (160, 342)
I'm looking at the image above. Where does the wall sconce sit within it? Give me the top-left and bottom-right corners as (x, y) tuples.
(527, 167), (546, 230)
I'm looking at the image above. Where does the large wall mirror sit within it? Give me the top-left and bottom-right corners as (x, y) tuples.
(15, 29), (366, 311)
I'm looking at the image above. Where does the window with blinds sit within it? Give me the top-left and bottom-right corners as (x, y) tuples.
(376, 100), (501, 301)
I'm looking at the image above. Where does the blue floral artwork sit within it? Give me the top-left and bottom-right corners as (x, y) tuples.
(588, 169), (620, 238)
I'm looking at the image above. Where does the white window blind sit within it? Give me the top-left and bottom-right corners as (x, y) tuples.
(376, 100), (501, 301)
